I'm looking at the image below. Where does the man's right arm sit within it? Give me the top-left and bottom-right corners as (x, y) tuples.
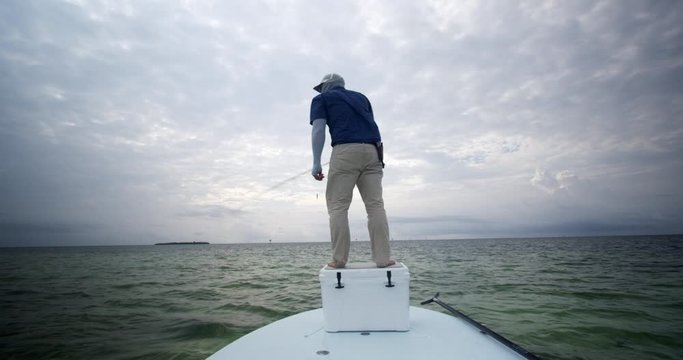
(311, 118), (326, 180)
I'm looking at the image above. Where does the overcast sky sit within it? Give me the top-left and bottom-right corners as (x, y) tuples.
(1, 0), (682, 246)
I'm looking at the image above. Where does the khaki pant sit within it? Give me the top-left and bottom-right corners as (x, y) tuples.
(326, 143), (391, 266)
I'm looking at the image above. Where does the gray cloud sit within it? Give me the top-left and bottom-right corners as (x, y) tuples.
(1, 0), (682, 246)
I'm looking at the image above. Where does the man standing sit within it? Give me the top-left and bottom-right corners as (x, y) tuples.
(310, 73), (395, 269)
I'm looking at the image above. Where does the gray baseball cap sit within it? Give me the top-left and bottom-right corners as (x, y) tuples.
(313, 73), (345, 93)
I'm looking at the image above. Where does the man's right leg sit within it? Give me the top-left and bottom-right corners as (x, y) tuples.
(357, 160), (392, 267)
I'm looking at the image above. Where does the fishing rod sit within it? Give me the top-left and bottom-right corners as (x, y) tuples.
(421, 293), (540, 360)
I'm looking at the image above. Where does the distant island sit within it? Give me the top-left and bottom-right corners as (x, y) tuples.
(154, 241), (210, 245)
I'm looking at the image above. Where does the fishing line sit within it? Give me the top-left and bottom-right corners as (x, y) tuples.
(262, 161), (329, 194)
(235, 161), (330, 212)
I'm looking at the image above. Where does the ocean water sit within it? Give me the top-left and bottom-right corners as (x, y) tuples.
(1, 235), (682, 360)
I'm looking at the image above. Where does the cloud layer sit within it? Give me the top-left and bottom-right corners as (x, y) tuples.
(1, 1), (682, 246)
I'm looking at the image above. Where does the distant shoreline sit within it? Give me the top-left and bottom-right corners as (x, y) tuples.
(154, 241), (210, 245)
(2, 234), (681, 248)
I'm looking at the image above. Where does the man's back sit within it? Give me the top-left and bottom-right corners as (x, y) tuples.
(310, 87), (381, 146)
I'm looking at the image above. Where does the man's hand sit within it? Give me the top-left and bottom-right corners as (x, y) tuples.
(312, 163), (325, 181)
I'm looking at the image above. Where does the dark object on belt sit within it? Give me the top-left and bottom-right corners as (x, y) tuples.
(375, 142), (385, 168)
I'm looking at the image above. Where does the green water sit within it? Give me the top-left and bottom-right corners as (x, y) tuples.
(1, 236), (682, 359)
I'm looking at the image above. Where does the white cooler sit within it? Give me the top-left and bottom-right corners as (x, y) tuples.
(319, 262), (410, 332)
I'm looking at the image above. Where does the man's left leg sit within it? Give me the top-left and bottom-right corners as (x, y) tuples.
(326, 145), (360, 267)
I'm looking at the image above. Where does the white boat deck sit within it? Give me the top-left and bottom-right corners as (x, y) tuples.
(208, 306), (529, 360)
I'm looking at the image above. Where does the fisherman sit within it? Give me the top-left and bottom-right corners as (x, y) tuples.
(309, 73), (395, 269)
